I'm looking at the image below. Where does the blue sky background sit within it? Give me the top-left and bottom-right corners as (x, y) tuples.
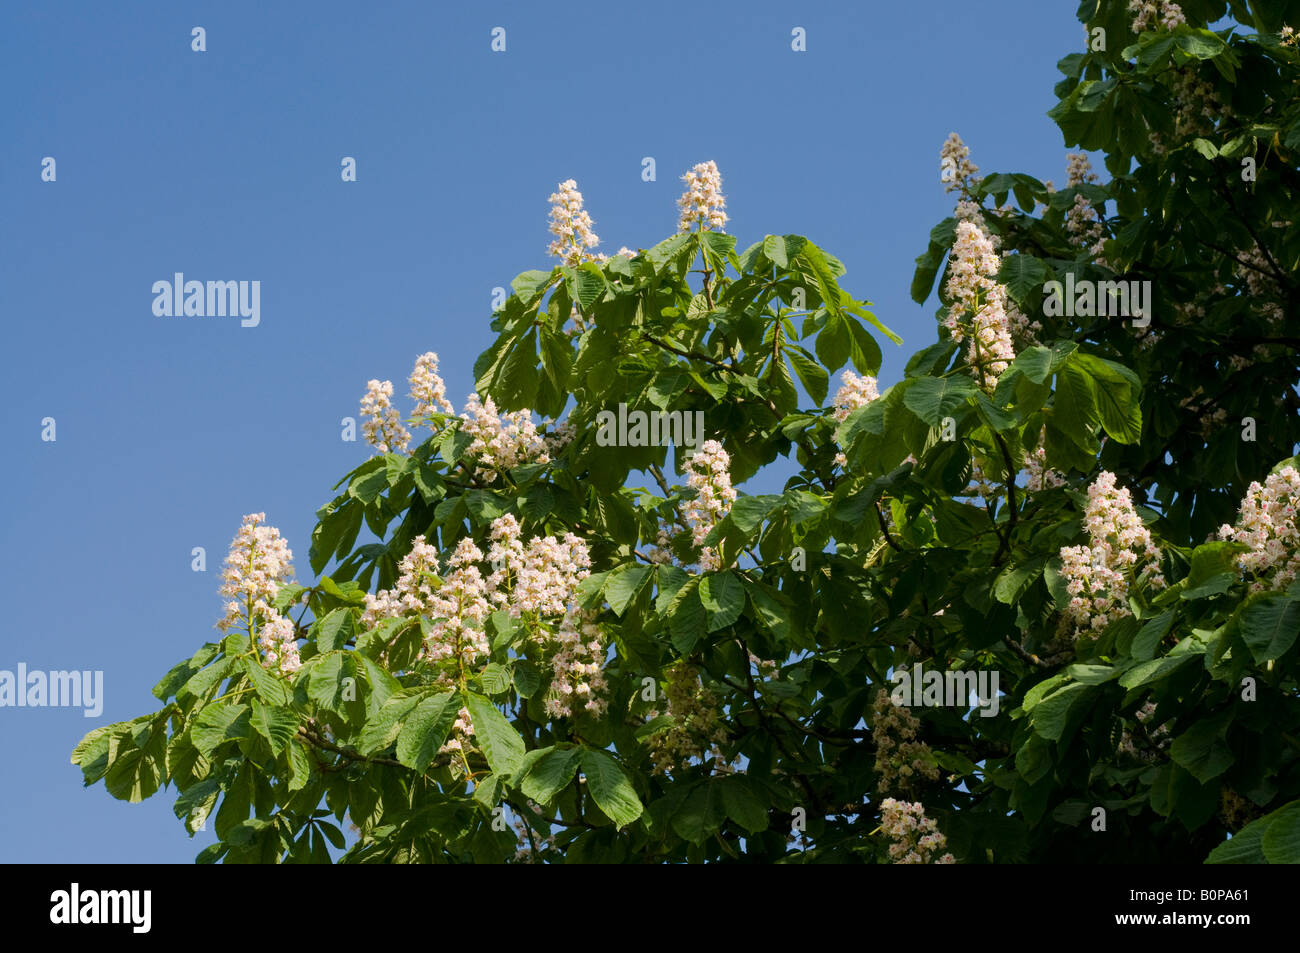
(2, 1), (1089, 862)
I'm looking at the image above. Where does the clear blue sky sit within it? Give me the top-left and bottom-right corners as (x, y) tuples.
(1, 1), (1087, 862)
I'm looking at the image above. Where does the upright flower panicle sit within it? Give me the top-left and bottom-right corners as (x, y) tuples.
(361, 535), (442, 622)
(1064, 153), (1107, 263)
(362, 535), (492, 673)
(485, 513), (591, 618)
(940, 132), (979, 194)
(1129, 0), (1186, 32)
(1066, 152), (1099, 188)
(954, 198), (990, 231)
(677, 161), (728, 233)
(545, 608), (607, 719)
(872, 690), (940, 795)
(363, 514), (603, 719)
(361, 379), (411, 455)
(832, 370), (880, 422)
(645, 662), (730, 776)
(939, 135), (1040, 348)
(1024, 428), (1067, 491)
(459, 393), (551, 474)
(547, 179), (601, 266)
(943, 221), (1017, 392)
(1060, 471), (1166, 637)
(410, 352), (455, 418)
(1235, 236), (1287, 330)
(1218, 466), (1300, 593)
(682, 440), (738, 572)
(217, 513), (301, 676)
(879, 798), (955, 864)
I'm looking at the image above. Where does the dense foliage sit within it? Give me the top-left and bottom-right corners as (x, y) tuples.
(75, 0), (1300, 863)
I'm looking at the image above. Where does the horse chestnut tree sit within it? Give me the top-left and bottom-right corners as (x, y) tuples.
(75, 0), (1300, 863)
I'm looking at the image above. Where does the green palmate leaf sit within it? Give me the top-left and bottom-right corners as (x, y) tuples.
(164, 731), (206, 791)
(242, 656), (289, 707)
(668, 577), (706, 653)
(1119, 652), (1201, 690)
(902, 374), (978, 426)
(845, 308), (890, 365)
(395, 691), (460, 772)
(539, 328), (572, 391)
(465, 693), (526, 778)
(512, 660), (542, 698)
(497, 327), (540, 409)
(796, 243), (845, 318)
(250, 701), (300, 755)
(742, 577), (795, 646)
(605, 563), (652, 617)
(519, 746), (582, 804)
(473, 774), (502, 811)
(488, 610), (524, 652)
(700, 571), (745, 633)
(318, 575), (366, 606)
(510, 268), (553, 303)
(153, 644), (219, 701)
(1170, 711), (1234, 784)
(762, 234), (796, 268)
(1028, 682), (1091, 741)
(815, 313), (851, 371)
(349, 469), (388, 505)
(764, 350), (799, 416)
(191, 702), (251, 758)
(1074, 353), (1141, 444)
(906, 339), (958, 378)
(787, 347), (829, 406)
(646, 233), (692, 268)
(480, 662), (512, 696)
(173, 778), (221, 835)
(314, 608), (355, 652)
(1052, 359), (1099, 446)
(655, 565), (690, 614)
(729, 495), (782, 533)
(358, 654), (400, 712)
(718, 777), (769, 833)
(580, 748), (644, 829)
(575, 571), (608, 610)
(1260, 801), (1300, 864)
(358, 689), (425, 755)
(994, 558), (1046, 605)
(301, 651), (359, 716)
(998, 253), (1049, 302)
(1187, 540), (1249, 586)
(72, 724), (117, 785)
(672, 781), (725, 843)
(974, 391), (1018, 431)
(180, 656), (234, 702)
(911, 218), (957, 304)
(572, 262), (608, 310)
(1131, 610), (1174, 661)
(103, 719), (169, 803)
(1011, 342), (1077, 385)
(1236, 592), (1300, 664)
(702, 230), (737, 265)
(1205, 814), (1270, 864)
